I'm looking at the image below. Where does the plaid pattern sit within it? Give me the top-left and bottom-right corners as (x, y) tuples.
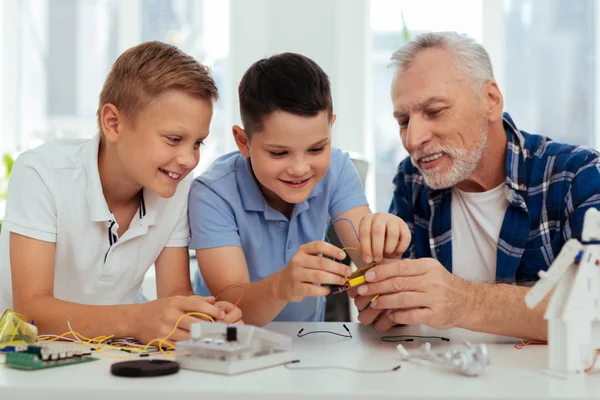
(389, 112), (600, 283)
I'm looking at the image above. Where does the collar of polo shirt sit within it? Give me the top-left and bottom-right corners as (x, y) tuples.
(82, 135), (159, 227)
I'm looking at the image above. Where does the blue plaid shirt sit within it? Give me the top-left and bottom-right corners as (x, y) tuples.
(389, 113), (600, 283)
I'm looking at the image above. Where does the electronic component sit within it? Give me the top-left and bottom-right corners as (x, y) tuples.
(226, 326), (237, 342)
(0, 309), (38, 347)
(396, 341), (489, 376)
(176, 322), (293, 375)
(0, 344), (98, 370)
(334, 262), (376, 294)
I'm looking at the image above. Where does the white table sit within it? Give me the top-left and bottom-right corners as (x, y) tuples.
(1, 322), (598, 399)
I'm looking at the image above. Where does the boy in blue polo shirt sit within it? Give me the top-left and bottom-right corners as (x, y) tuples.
(188, 53), (411, 325)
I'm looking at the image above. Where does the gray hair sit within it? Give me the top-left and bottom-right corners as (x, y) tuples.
(390, 31), (495, 90)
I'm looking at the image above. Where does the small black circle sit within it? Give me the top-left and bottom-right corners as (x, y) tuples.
(111, 359), (180, 378)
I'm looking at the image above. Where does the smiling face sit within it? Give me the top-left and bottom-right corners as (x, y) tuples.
(114, 90), (213, 198)
(391, 47), (490, 190)
(233, 110), (334, 214)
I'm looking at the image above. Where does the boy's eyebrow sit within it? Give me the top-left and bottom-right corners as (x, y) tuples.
(265, 138), (330, 149)
(158, 129), (209, 139)
(393, 96), (449, 119)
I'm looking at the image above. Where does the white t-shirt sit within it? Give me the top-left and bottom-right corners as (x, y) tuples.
(0, 135), (191, 311)
(451, 183), (509, 283)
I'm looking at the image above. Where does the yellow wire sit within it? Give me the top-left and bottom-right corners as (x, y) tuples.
(36, 311), (215, 358)
(38, 332), (80, 342)
(145, 312), (214, 356)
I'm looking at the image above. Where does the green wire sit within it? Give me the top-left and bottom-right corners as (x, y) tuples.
(380, 335), (450, 343)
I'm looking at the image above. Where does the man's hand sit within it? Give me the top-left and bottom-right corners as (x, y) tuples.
(355, 258), (474, 330)
(134, 296), (226, 344)
(358, 213), (411, 264)
(348, 287), (398, 333)
(272, 241), (351, 303)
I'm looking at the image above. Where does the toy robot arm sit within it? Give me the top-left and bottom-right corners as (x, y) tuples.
(525, 239), (582, 309)
(581, 207), (600, 242)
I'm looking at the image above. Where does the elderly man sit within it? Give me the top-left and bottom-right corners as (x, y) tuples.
(352, 31), (600, 340)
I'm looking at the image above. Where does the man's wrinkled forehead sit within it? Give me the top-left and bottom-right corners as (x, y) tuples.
(391, 76), (460, 117)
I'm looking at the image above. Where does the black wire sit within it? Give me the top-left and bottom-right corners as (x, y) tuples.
(380, 335), (450, 343)
(297, 324), (352, 339)
(285, 360), (401, 373)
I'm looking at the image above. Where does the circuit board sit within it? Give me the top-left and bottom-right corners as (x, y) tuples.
(0, 345), (98, 370)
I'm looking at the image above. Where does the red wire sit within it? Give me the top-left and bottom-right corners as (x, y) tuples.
(585, 349), (600, 373)
(214, 285), (244, 307)
(514, 338), (547, 350)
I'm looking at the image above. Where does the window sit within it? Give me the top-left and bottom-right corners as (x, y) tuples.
(369, 0), (483, 212)
(368, 0), (595, 212)
(502, 0), (595, 147)
(0, 0), (231, 172)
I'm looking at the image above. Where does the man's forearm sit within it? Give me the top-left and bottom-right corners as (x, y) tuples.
(14, 297), (143, 339)
(460, 282), (548, 341)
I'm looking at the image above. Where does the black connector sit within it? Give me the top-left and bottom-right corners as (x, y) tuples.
(226, 326), (238, 342)
(342, 324), (352, 338)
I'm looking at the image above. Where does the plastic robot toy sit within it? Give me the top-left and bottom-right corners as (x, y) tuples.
(525, 207), (600, 378)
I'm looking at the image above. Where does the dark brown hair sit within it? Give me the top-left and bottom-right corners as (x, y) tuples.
(238, 52), (332, 137)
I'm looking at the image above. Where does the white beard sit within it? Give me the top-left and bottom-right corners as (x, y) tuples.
(411, 125), (488, 190)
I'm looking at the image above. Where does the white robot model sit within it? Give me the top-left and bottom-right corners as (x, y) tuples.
(525, 207), (600, 378)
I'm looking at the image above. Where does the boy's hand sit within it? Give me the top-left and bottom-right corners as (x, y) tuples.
(134, 296), (225, 344)
(358, 213), (411, 264)
(273, 241), (352, 303)
(215, 301), (244, 324)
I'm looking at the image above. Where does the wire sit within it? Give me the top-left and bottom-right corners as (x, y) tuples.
(38, 311), (217, 359)
(585, 349), (600, 373)
(358, 294), (380, 312)
(285, 359), (401, 373)
(380, 335), (450, 343)
(145, 311), (215, 355)
(333, 246), (362, 263)
(296, 324), (352, 339)
(36, 334), (79, 342)
(514, 338), (547, 349)
(214, 285), (244, 307)
(323, 218), (360, 244)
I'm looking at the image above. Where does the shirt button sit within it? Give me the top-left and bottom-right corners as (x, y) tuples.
(278, 221), (286, 228)
(287, 242), (292, 249)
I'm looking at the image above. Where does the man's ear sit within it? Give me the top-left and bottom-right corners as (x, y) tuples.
(483, 81), (504, 123)
(331, 113), (337, 126)
(100, 104), (123, 143)
(233, 125), (251, 157)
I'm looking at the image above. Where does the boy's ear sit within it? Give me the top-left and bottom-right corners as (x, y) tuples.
(233, 125), (251, 157)
(100, 104), (122, 143)
(331, 113), (337, 126)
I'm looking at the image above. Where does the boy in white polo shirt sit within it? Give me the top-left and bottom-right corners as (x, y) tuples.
(189, 53), (412, 326)
(0, 41), (241, 343)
